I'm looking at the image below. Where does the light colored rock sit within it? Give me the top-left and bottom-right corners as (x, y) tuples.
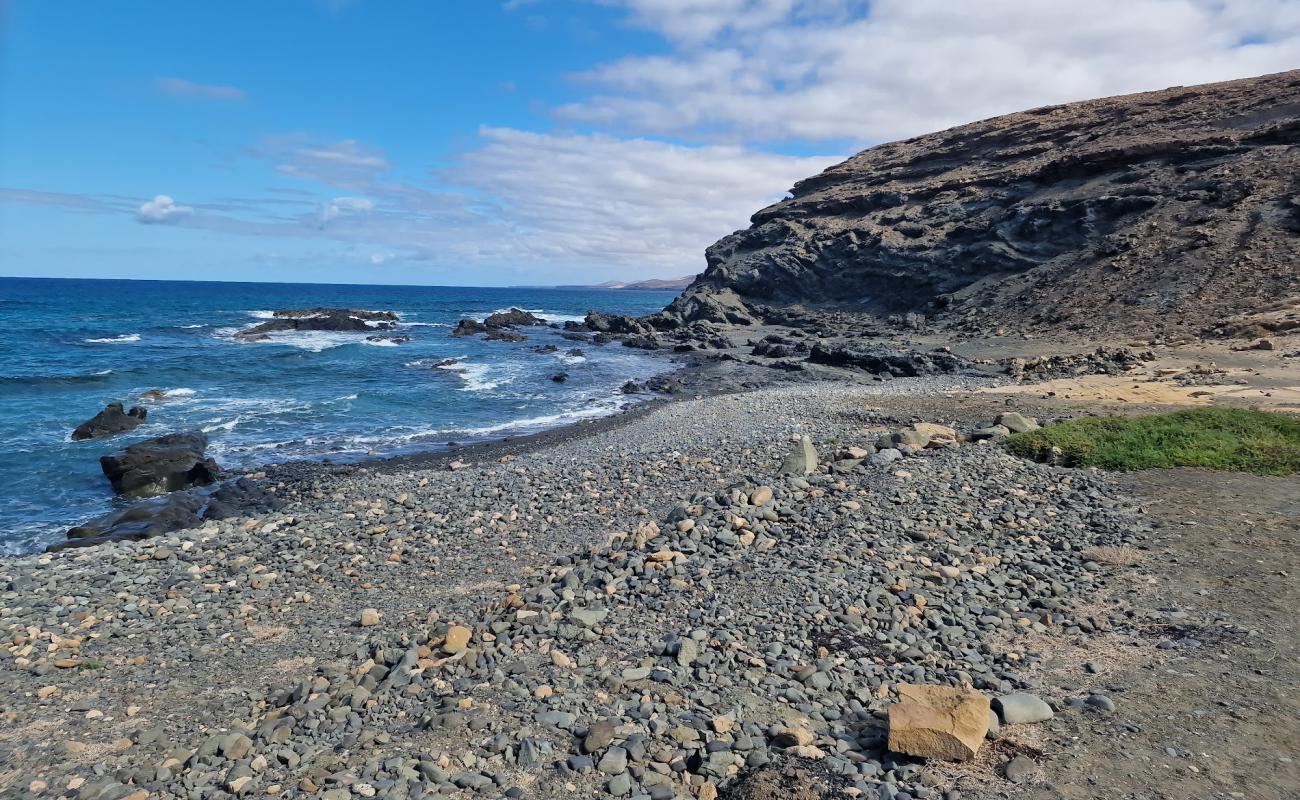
(749, 486), (773, 506)
(912, 422), (958, 446)
(887, 684), (990, 762)
(442, 625), (472, 654)
(993, 692), (1054, 724)
(359, 608), (380, 627)
(995, 413), (1039, 433)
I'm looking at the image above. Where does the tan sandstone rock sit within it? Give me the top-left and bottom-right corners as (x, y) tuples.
(887, 684), (989, 761)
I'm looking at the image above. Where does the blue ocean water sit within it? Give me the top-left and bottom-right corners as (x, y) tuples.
(0, 277), (678, 553)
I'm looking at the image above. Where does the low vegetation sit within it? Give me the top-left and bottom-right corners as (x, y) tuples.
(1006, 407), (1300, 475)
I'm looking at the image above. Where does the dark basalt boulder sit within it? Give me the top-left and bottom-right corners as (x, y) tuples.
(100, 431), (223, 498)
(807, 344), (972, 377)
(620, 334), (662, 350)
(452, 319), (489, 337)
(532, 344), (560, 353)
(366, 334), (410, 344)
(583, 311), (653, 335)
(237, 308), (397, 337)
(484, 308), (547, 327)
(550, 372), (568, 383)
(71, 403), (147, 441)
(54, 491), (205, 551)
(485, 329), (527, 342)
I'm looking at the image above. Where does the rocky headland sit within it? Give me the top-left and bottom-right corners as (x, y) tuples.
(653, 70), (1300, 340)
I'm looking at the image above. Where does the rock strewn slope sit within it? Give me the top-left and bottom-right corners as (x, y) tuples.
(661, 70), (1300, 337)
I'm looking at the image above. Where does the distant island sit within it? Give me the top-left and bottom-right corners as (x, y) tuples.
(559, 274), (697, 291)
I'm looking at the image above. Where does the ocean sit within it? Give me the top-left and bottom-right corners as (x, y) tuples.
(0, 277), (678, 553)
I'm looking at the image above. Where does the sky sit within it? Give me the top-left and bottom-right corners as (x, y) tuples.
(1, 1), (1298, 287)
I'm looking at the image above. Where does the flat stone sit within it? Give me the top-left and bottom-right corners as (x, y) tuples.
(993, 693), (1054, 724)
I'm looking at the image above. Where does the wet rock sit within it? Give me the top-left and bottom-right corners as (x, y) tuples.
(100, 431), (222, 497)
(71, 403), (148, 441)
(56, 491), (205, 550)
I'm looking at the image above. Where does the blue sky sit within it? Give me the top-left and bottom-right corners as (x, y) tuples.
(2, 1), (1297, 286)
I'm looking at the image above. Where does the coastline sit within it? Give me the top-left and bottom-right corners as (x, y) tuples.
(1, 346), (1298, 798)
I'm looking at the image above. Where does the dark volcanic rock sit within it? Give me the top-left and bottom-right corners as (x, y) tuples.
(238, 308), (397, 337)
(658, 70), (1300, 337)
(452, 319), (489, 337)
(583, 311), (653, 335)
(807, 344), (972, 377)
(56, 491), (205, 551)
(484, 308), (547, 327)
(204, 477), (281, 520)
(100, 431), (223, 498)
(71, 403), (148, 441)
(485, 329), (527, 342)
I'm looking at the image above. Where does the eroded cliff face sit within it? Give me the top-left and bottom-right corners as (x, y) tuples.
(660, 70), (1300, 336)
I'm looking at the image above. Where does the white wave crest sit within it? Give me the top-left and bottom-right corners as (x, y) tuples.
(436, 361), (504, 392)
(84, 333), (141, 344)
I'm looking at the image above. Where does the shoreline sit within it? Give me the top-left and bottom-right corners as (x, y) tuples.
(1, 359), (1297, 799)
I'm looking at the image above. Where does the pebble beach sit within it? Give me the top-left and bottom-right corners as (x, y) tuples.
(0, 380), (1160, 800)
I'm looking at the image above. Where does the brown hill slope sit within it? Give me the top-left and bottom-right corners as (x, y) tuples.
(659, 70), (1300, 337)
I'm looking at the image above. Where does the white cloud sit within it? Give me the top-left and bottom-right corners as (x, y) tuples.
(441, 127), (838, 268)
(136, 195), (194, 224)
(570, 0), (1300, 143)
(155, 77), (246, 102)
(319, 196), (374, 225)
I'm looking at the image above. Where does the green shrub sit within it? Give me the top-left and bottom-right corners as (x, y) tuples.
(1005, 407), (1300, 475)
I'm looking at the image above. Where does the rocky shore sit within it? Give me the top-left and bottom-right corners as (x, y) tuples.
(0, 376), (1176, 799)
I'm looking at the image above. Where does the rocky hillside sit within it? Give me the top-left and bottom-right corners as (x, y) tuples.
(659, 70), (1300, 337)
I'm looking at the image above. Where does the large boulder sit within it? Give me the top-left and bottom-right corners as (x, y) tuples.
(484, 308), (547, 327)
(71, 403), (147, 441)
(53, 491), (205, 551)
(888, 684), (990, 762)
(100, 431), (223, 498)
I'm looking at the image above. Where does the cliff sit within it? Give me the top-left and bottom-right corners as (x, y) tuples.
(659, 70), (1300, 337)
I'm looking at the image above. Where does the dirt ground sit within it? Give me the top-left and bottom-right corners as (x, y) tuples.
(1011, 468), (1300, 800)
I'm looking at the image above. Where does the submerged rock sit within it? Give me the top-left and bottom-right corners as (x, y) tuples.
(71, 403), (147, 441)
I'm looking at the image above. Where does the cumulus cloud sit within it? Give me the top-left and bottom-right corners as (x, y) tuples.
(135, 195), (195, 224)
(569, 0), (1300, 143)
(155, 77), (246, 102)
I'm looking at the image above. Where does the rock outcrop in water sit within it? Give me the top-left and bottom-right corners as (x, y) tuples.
(237, 308), (398, 338)
(659, 70), (1300, 337)
(71, 402), (148, 441)
(100, 431), (223, 498)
